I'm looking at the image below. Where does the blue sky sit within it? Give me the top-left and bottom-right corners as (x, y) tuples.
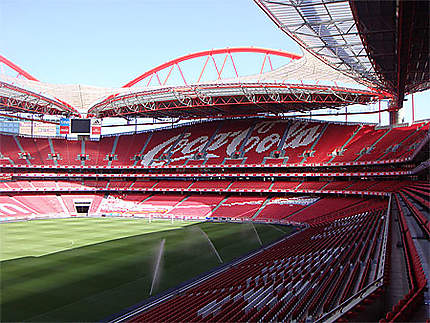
(1, 0), (428, 124)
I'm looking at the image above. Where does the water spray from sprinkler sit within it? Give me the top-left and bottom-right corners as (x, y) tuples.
(251, 222), (263, 246)
(150, 239), (165, 295)
(197, 227), (223, 263)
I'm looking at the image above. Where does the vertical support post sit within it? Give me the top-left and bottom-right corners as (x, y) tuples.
(146, 74), (154, 87)
(268, 55), (274, 71)
(229, 53), (239, 78)
(259, 53), (268, 76)
(197, 56), (210, 83)
(388, 99), (400, 125)
(378, 100), (381, 124)
(210, 54), (221, 80)
(411, 93), (415, 123)
(155, 73), (162, 86)
(163, 65), (174, 86)
(217, 54), (228, 80)
(176, 63), (188, 86)
(345, 106), (348, 124)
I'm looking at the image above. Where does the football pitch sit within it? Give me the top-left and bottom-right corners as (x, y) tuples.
(0, 217), (294, 322)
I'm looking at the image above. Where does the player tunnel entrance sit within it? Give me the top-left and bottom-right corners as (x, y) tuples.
(73, 200), (92, 216)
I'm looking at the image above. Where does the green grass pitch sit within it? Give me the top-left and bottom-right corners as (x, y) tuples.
(0, 217), (294, 322)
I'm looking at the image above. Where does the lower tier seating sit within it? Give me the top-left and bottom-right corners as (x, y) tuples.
(130, 206), (389, 322)
(0, 194), (103, 219)
(385, 195), (428, 321)
(167, 196), (226, 217)
(210, 196), (268, 220)
(254, 196), (319, 221)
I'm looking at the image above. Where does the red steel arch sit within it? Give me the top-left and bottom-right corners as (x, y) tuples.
(123, 47), (302, 88)
(0, 55), (39, 81)
(0, 55), (81, 116)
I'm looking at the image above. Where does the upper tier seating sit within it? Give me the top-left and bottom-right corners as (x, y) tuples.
(360, 123), (429, 161)
(113, 133), (149, 166)
(154, 180), (193, 189)
(391, 123), (430, 160)
(18, 137), (50, 166)
(298, 181), (328, 190)
(0, 136), (21, 164)
(332, 127), (388, 162)
(190, 180), (232, 190)
(85, 137), (115, 166)
(168, 122), (222, 166)
(240, 120), (290, 165)
(52, 139), (82, 166)
(132, 180), (157, 189)
(305, 123), (358, 163)
(323, 181), (355, 190)
(107, 180), (132, 189)
(204, 119), (255, 166)
(229, 181), (272, 190)
(1, 119), (427, 168)
(271, 181), (302, 190)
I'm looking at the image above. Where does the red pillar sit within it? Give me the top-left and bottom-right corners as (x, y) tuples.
(345, 106), (348, 124)
(378, 100), (381, 124)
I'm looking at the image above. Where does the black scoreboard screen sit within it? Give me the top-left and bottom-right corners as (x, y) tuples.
(71, 119), (91, 134)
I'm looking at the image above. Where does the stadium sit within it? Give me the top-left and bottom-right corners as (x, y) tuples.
(0, 0), (429, 322)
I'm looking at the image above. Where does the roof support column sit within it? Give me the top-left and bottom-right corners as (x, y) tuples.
(388, 99), (400, 125)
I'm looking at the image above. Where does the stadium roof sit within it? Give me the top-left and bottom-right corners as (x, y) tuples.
(0, 74), (126, 116)
(87, 82), (381, 119)
(255, 0), (429, 107)
(88, 48), (385, 118)
(0, 80), (80, 117)
(1, 48), (387, 119)
(0, 55), (80, 117)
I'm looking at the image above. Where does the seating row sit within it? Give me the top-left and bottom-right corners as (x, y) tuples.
(0, 179), (415, 195)
(1, 119), (427, 168)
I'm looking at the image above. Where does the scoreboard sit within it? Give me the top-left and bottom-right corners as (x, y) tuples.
(71, 119), (91, 134)
(59, 118), (101, 137)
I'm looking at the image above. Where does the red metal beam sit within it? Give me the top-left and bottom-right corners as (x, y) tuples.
(122, 47), (302, 88)
(0, 55), (39, 81)
(0, 56), (81, 116)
